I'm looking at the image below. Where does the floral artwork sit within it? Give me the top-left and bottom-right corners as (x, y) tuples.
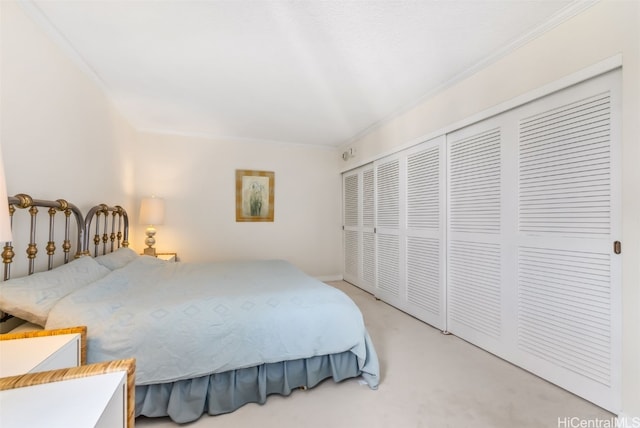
(244, 176), (268, 217)
(235, 170), (275, 222)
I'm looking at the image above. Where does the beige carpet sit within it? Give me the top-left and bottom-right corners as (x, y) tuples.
(137, 281), (613, 428)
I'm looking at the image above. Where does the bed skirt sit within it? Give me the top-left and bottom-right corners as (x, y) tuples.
(135, 350), (362, 424)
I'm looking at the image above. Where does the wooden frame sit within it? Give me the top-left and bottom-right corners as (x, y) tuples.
(0, 325), (88, 365)
(235, 170), (275, 222)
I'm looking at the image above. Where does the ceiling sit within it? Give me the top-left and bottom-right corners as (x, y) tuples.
(23, 0), (590, 147)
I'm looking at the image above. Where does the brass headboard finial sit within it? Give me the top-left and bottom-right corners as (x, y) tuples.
(2, 245), (15, 266)
(13, 194), (33, 209)
(55, 199), (69, 211)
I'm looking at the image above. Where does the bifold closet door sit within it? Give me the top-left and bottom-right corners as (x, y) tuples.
(446, 69), (621, 412)
(342, 164), (375, 294)
(374, 137), (446, 329)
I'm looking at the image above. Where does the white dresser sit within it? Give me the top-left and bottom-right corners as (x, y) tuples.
(0, 370), (127, 428)
(0, 333), (81, 377)
(0, 328), (135, 427)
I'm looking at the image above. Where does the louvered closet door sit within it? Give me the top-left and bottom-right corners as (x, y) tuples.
(404, 137), (446, 329)
(374, 138), (446, 328)
(361, 167), (376, 292)
(446, 119), (512, 353)
(514, 69), (621, 412)
(342, 164), (375, 293)
(343, 170), (360, 285)
(374, 154), (403, 307)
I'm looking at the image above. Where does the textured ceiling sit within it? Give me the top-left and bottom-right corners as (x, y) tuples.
(24, 0), (587, 147)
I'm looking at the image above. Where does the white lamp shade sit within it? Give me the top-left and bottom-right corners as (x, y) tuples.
(139, 197), (165, 226)
(0, 145), (13, 242)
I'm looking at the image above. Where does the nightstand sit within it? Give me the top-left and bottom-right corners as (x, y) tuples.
(0, 326), (86, 377)
(1, 371), (127, 428)
(156, 252), (177, 262)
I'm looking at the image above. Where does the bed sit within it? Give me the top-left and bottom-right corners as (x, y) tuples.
(0, 195), (380, 424)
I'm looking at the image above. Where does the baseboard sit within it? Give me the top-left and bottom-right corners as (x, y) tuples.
(315, 274), (343, 282)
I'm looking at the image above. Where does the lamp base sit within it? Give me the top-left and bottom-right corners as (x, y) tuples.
(143, 226), (157, 257)
(143, 247), (157, 257)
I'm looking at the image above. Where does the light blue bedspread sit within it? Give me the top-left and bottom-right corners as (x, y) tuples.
(45, 258), (379, 388)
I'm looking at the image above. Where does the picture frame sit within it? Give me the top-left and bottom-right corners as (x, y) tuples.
(235, 170), (275, 222)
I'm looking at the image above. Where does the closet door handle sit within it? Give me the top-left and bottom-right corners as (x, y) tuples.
(613, 241), (621, 254)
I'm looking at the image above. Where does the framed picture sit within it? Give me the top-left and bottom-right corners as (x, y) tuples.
(235, 170), (275, 222)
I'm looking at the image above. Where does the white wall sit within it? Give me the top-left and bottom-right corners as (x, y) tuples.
(0, 0), (343, 279)
(0, 1), (136, 215)
(340, 0), (640, 419)
(134, 132), (342, 278)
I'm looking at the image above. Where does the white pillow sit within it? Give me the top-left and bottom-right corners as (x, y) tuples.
(0, 256), (110, 326)
(94, 247), (139, 270)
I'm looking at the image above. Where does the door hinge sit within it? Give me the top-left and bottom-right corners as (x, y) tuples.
(613, 241), (621, 255)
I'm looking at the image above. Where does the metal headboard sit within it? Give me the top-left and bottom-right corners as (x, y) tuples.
(2, 194), (85, 281)
(1, 196), (129, 330)
(83, 204), (129, 257)
(1, 196), (130, 279)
